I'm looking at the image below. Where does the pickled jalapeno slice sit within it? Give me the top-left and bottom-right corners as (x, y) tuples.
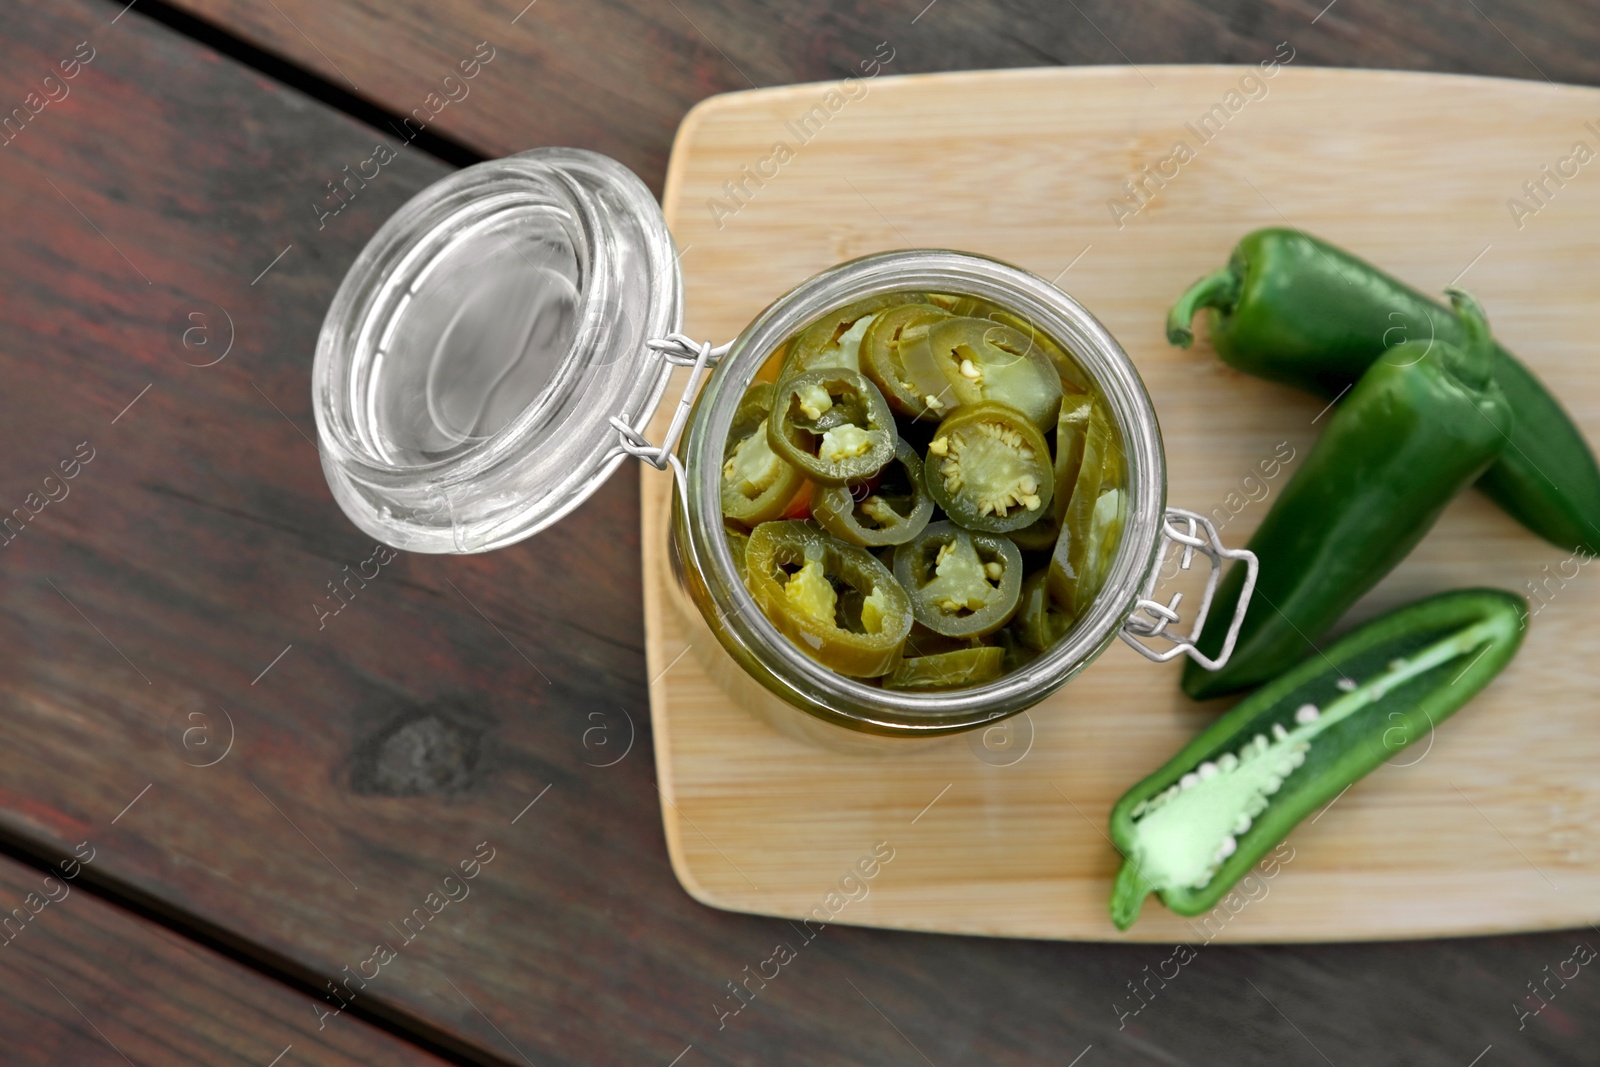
(985, 309), (1090, 394)
(925, 317), (1064, 433)
(725, 288), (1111, 691)
(1010, 569), (1075, 651)
(884, 646), (1005, 690)
(1008, 393), (1097, 551)
(725, 522), (751, 579)
(860, 304), (955, 419)
(893, 520), (1024, 637)
(1048, 402), (1124, 615)
(781, 294), (916, 382)
(812, 438), (935, 547)
(744, 520), (912, 676)
(927, 292), (986, 316)
(769, 369), (897, 485)
(721, 382), (806, 525)
(924, 402), (1054, 533)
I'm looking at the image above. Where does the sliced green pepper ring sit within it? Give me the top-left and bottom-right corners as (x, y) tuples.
(860, 304), (956, 419)
(926, 292), (986, 317)
(781, 294), (919, 381)
(924, 317), (1064, 433)
(721, 382), (807, 525)
(884, 646), (1005, 690)
(725, 522), (751, 579)
(743, 520), (912, 677)
(1048, 402), (1124, 615)
(893, 520), (1024, 637)
(768, 369), (897, 485)
(924, 401), (1054, 533)
(1010, 569), (1075, 652)
(812, 438), (935, 547)
(984, 309), (1091, 394)
(1009, 393), (1096, 551)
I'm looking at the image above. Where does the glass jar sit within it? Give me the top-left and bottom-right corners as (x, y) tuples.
(314, 148), (1257, 743)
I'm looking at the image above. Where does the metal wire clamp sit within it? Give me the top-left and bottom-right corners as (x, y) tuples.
(1120, 506), (1259, 671)
(609, 334), (731, 512)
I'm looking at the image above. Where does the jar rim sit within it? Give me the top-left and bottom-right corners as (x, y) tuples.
(678, 250), (1167, 735)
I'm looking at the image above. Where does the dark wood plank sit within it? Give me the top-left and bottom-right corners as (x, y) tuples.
(159, 0), (1600, 192)
(1, 2), (1597, 1067)
(0, 850), (452, 1066)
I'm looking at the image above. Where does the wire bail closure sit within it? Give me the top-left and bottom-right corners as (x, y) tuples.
(1120, 506), (1258, 670)
(609, 333), (731, 511)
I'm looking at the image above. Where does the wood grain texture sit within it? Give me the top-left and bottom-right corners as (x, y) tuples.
(158, 0), (1600, 193)
(0, 852), (452, 1066)
(1, 1), (1597, 1066)
(647, 65), (1600, 942)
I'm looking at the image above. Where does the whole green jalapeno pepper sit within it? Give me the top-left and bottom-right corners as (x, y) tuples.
(1110, 587), (1526, 930)
(1183, 290), (1512, 699)
(1167, 226), (1600, 554)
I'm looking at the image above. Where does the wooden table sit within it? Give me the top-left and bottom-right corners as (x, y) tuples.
(0, 1), (1595, 1064)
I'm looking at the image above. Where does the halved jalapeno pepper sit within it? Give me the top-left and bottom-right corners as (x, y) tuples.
(860, 304), (955, 420)
(781, 294), (917, 381)
(924, 402), (1054, 534)
(893, 521), (1024, 637)
(721, 382), (806, 525)
(924, 317), (1064, 434)
(1048, 403), (1124, 615)
(744, 521), (912, 676)
(884, 646), (1005, 690)
(768, 369), (897, 485)
(812, 438), (935, 547)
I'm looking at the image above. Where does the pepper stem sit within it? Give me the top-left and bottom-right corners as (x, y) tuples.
(1443, 287), (1494, 390)
(1109, 859), (1154, 931)
(1166, 268), (1241, 349)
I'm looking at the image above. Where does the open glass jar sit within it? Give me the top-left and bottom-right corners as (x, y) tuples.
(314, 148), (1256, 742)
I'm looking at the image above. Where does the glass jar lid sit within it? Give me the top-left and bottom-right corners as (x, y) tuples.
(312, 148), (682, 553)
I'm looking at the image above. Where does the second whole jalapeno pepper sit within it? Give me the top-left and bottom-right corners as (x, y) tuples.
(1167, 226), (1600, 555)
(1183, 290), (1513, 699)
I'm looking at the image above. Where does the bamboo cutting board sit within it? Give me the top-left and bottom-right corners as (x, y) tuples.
(642, 66), (1600, 942)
